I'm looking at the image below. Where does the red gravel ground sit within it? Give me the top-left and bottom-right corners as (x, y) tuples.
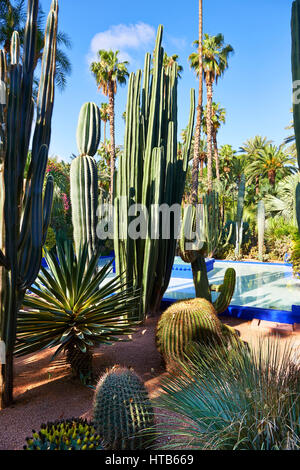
(0, 315), (299, 450)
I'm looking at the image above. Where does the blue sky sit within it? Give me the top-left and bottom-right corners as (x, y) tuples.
(40, 0), (294, 161)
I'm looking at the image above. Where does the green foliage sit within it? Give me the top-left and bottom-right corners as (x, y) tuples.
(153, 337), (300, 450)
(292, 0), (300, 168)
(44, 226), (56, 252)
(291, 230), (300, 277)
(156, 298), (235, 365)
(93, 366), (155, 450)
(16, 242), (138, 381)
(257, 200), (265, 261)
(114, 26), (195, 319)
(24, 418), (104, 450)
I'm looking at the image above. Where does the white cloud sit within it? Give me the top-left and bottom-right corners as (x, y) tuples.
(88, 23), (155, 64)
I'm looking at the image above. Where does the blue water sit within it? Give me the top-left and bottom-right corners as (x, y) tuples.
(165, 259), (300, 312)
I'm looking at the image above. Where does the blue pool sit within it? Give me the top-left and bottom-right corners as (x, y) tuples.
(165, 258), (298, 311)
(96, 256), (300, 324)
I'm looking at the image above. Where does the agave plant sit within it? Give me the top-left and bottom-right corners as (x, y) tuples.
(16, 242), (139, 382)
(152, 337), (300, 450)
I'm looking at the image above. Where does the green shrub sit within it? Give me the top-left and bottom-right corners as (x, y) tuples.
(152, 337), (300, 450)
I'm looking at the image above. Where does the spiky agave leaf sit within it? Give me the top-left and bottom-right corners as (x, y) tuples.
(16, 241), (139, 358)
(151, 336), (300, 450)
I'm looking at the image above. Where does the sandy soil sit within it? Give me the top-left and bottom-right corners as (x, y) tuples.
(0, 315), (299, 450)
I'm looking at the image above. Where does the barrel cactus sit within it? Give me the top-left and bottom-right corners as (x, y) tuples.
(156, 298), (223, 363)
(24, 418), (104, 450)
(93, 366), (155, 450)
(70, 102), (101, 260)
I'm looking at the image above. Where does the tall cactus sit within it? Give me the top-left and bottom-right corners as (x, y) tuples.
(235, 174), (245, 257)
(257, 200), (265, 261)
(292, 0), (300, 169)
(70, 102), (100, 261)
(114, 26), (195, 319)
(0, 0), (58, 408)
(178, 195), (236, 312)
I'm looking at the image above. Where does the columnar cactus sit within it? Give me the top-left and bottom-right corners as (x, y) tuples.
(24, 418), (104, 450)
(211, 267), (236, 314)
(156, 298), (223, 364)
(93, 366), (155, 450)
(0, 0), (58, 408)
(114, 26), (195, 319)
(257, 200), (265, 261)
(70, 102), (100, 261)
(235, 174), (246, 257)
(178, 201), (236, 309)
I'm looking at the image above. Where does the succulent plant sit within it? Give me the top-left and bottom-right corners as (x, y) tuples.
(0, 0), (58, 408)
(211, 267), (236, 315)
(235, 174), (246, 257)
(114, 26), (195, 319)
(16, 242), (138, 382)
(257, 200), (265, 261)
(93, 366), (155, 450)
(71, 102), (101, 261)
(24, 418), (104, 450)
(178, 204), (236, 311)
(156, 298), (223, 364)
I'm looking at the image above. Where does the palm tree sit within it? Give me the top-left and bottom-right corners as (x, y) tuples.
(90, 50), (129, 198)
(0, 0), (72, 91)
(99, 102), (109, 143)
(264, 173), (300, 223)
(190, 0), (203, 203)
(163, 52), (183, 78)
(240, 136), (272, 194)
(202, 102), (226, 181)
(189, 34), (233, 191)
(246, 144), (296, 188)
(0, 0), (25, 54)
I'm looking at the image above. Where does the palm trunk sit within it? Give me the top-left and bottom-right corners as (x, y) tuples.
(191, 0), (203, 204)
(268, 170), (276, 187)
(205, 77), (213, 192)
(200, 157), (204, 177)
(213, 130), (220, 181)
(108, 83), (115, 200)
(255, 176), (259, 195)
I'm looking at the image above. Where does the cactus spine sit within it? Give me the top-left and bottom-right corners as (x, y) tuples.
(114, 26), (195, 319)
(156, 298), (223, 364)
(0, 0), (57, 408)
(70, 102), (100, 260)
(93, 366), (155, 450)
(257, 200), (265, 261)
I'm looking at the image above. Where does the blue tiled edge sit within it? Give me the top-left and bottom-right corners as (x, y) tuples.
(161, 299), (300, 325)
